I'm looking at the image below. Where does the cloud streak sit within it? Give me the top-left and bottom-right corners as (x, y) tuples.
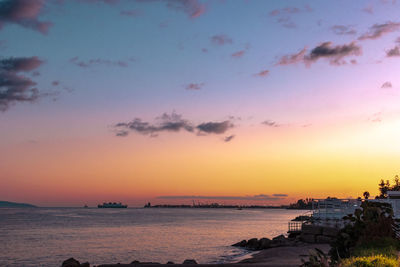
(114, 112), (234, 138)
(211, 34), (233, 46)
(70, 57), (129, 68)
(358, 21), (400, 40)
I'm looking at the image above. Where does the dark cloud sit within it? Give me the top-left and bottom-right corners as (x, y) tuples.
(115, 112), (194, 136)
(262, 120), (281, 127)
(331, 25), (357, 35)
(115, 113), (234, 137)
(254, 69), (269, 77)
(157, 194), (288, 201)
(197, 121), (234, 134)
(211, 34), (233, 45)
(358, 22), (400, 40)
(136, 0), (205, 19)
(386, 46), (400, 57)
(185, 83), (204, 90)
(0, 56), (44, 112)
(305, 42), (361, 65)
(381, 81), (392, 88)
(70, 57), (128, 68)
(0, 0), (52, 34)
(277, 42), (361, 66)
(224, 135), (235, 142)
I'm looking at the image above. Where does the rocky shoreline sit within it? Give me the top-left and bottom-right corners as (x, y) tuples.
(60, 229), (333, 267)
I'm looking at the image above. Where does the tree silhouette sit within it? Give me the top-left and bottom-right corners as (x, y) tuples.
(363, 191), (370, 199)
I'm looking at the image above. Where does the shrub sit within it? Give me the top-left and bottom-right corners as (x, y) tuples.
(340, 255), (398, 267)
(329, 201), (397, 262)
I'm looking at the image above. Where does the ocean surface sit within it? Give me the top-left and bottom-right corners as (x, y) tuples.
(0, 207), (304, 266)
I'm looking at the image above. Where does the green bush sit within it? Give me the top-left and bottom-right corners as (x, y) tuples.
(340, 255), (398, 267)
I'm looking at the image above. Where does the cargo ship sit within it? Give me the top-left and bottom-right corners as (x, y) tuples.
(97, 202), (127, 208)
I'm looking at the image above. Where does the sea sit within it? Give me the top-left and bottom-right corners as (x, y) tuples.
(0, 207), (304, 266)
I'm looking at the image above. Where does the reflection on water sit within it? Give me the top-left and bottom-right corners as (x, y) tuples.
(0, 207), (304, 266)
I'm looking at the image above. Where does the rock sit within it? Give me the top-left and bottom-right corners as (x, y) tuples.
(322, 227), (340, 237)
(315, 235), (333, 244)
(166, 261), (175, 264)
(245, 238), (259, 250)
(182, 259), (197, 264)
(272, 234), (286, 242)
(62, 258), (81, 267)
(232, 240), (247, 247)
(258, 238), (272, 249)
(81, 263), (90, 267)
(131, 261), (140, 264)
(300, 233), (315, 243)
(302, 224), (323, 235)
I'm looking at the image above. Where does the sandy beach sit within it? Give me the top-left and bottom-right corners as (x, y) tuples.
(95, 244), (330, 267)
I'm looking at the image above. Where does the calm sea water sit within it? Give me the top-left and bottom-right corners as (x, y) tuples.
(0, 207), (304, 266)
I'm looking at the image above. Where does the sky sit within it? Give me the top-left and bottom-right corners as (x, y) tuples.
(1, 0), (400, 207)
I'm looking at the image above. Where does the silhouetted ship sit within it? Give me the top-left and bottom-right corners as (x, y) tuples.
(98, 202), (127, 208)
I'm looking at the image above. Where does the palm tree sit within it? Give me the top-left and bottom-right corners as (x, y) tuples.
(363, 191), (370, 200)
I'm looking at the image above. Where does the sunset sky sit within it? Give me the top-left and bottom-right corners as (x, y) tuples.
(1, 0), (400, 207)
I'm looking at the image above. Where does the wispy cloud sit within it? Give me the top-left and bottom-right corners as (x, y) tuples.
(358, 21), (400, 40)
(136, 0), (206, 19)
(211, 34), (233, 46)
(0, 0), (52, 34)
(185, 83), (204, 90)
(224, 135), (235, 142)
(120, 9), (142, 18)
(331, 25), (357, 35)
(157, 194), (288, 201)
(381, 81), (393, 88)
(70, 57), (129, 68)
(231, 50), (245, 58)
(254, 69), (270, 77)
(0, 56), (44, 111)
(261, 120), (281, 127)
(269, 5), (312, 28)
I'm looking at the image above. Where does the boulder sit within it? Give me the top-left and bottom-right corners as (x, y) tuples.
(316, 235), (333, 244)
(166, 262), (175, 264)
(182, 259), (197, 264)
(258, 238), (272, 249)
(62, 258), (80, 267)
(232, 240), (247, 247)
(302, 224), (323, 235)
(80, 263), (90, 267)
(245, 238), (259, 250)
(322, 227), (340, 237)
(272, 234), (286, 242)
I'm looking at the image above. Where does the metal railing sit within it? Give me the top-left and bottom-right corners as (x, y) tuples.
(288, 221), (303, 232)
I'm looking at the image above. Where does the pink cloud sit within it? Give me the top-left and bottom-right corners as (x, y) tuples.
(0, 0), (52, 34)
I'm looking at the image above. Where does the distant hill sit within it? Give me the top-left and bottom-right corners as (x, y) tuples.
(0, 201), (36, 208)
